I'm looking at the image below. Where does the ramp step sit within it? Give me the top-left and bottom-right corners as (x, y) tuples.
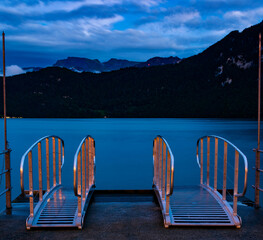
(168, 186), (235, 226)
(33, 189), (78, 227)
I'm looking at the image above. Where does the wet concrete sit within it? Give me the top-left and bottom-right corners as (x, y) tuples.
(1, 200), (263, 240)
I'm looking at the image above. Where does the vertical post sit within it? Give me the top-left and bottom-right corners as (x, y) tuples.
(200, 139), (203, 184)
(255, 32), (262, 207)
(92, 139), (95, 185)
(77, 152), (81, 216)
(88, 138), (92, 187)
(159, 138), (163, 191)
(214, 138), (218, 191)
(38, 142), (43, 201)
(153, 138), (156, 185)
(2, 32), (11, 210)
(58, 139), (61, 184)
(155, 137), (160, 190)
(5, 151), (11, 209)
(166, 151), (171, 216)
(2, 32), (7, 150)
(85, 138), (89, 191)
(162, 143), (166, 201)
(52, 137), (56, 186)
(28, 151), (34, 217)
(207, 137), (210, 186)
(223, 142), (228, 200)
(81, 144), (85, 200)
(46, 138), (50, 191)
(233, 150), (239, 216)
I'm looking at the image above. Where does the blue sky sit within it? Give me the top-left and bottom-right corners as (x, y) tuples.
(0, 0), (263, 70)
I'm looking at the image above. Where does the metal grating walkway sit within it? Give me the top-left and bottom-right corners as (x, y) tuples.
(153, 135), (247, 228)
(170, 186), (233, 226)
(20, 135), (96, 229)
(35, 188), (78, 227)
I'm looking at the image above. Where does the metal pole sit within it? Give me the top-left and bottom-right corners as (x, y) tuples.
(3, 32), (11, 210)
(258, 32), (261, 155)
(255, 33), (262, 207)
(2, 32), (7, 150)
(207, 137), (210, 186)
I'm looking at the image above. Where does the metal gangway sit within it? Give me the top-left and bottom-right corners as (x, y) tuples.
(153, 135), (248, 228)
(20, 135), (95, 229)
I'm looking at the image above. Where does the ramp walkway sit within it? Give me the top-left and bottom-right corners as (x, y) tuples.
(20, 135), (95, 229)
(153, 135), (248, 228)
(19, 134), (248, 230)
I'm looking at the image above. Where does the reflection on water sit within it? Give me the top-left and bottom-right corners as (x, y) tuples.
(0, 118), (261, 204)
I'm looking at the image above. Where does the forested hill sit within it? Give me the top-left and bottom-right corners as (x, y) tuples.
(0, 21), (263, 118)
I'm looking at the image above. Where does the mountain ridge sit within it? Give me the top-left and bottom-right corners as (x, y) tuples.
(0, 21), (262, 118)
(53, 56), (181, 73)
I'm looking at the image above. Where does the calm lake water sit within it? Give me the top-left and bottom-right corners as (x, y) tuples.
(0, 118), (261, 205)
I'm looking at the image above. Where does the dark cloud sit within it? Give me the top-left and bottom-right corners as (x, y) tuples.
(0, 0), (262, 67)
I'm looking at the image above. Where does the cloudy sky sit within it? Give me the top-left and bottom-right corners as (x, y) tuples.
(0, 0), (263, 68)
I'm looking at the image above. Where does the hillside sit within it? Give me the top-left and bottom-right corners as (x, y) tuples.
(0, 21), (262, 118)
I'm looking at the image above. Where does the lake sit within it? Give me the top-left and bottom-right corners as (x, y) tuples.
(0, 118), (261, 206)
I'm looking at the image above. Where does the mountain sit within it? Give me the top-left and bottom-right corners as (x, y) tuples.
(135, 56), (181, 68)
(103, 58), (140, 71)
(54, 57), (104, 73)
(53, 56), (181, 73)
(22, 67), (43, 72)
(0, 21), (262, 118)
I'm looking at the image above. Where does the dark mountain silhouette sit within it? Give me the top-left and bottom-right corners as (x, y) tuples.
(0, 21), (263, 118)
(53, 56), (181, 73)
(54, 57), (104, 73)
(22, 67), (43, 72)
(103, 58), (140, 71)
(135, 56), (181, 68)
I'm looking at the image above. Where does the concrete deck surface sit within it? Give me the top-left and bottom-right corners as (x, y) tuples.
(1, 200), (263, 240)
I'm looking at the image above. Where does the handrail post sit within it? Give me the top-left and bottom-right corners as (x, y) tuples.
(5, 150), (11, 209)
(77, 152), (81, 216)
(200, 139), (203, 185)
(92, 139), (95, 185)
(156, 138), (159, 188)
(52, 137), (56, 186)
(214, 138), (218, 191)
(81, 144), (85, 200)
(159, 138), (163, 191)
(223, 141), (228, 200)
(58, 139), (62, 184)
(88, 138), (92, 188)
(166, 151), (171, 216)
(162, 143), (166, 201)
(255, 150), (260, 207)
(28, 151), (34, 217)
(233, 150), (239, 216)
(207, 137), (210, 186)
(46, 138), (50, 191)
(153, 139), (156, 185)
(85, 139), (89, 191)
(38, 142), (43, 201)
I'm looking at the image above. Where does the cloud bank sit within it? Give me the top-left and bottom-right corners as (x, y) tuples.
(0, 65), (25, 76)
(0, 0), (262, 66)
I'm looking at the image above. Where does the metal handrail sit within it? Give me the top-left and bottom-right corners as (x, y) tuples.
(73, 135), (95, 218)
(196, 135), (248, 217)
(153, 135), (174, 223)
(20, 135), (65, 195)
(153, 135), (174, 196)
(160, 136), (174, 196)
(0, 149), (11, 209)
(0, 149), (11, 177)
(196, 135), (248, 197)
(0, 149), (10, 155)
